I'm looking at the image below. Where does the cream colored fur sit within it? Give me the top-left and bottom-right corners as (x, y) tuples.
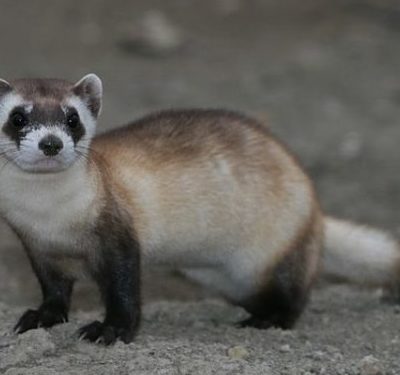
(109, 137), (316, 301)
(0, 159), (98, 264)
(323, 217), (400, 287)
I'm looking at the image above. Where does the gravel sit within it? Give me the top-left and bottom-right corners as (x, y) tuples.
(1, 287), (400, 374)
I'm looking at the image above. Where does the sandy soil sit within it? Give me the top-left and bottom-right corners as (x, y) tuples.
(1, 287), (400, 375)
(0, 0), (399, 373)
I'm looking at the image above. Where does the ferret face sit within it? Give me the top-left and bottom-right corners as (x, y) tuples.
(0, 74), (102, 173)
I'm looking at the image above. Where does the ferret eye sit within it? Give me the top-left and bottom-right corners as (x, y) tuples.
(67, 113), (80, 129)
(11, 112), (28, 129)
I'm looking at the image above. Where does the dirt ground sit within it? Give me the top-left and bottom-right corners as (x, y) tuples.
(0, 0), (400, 374)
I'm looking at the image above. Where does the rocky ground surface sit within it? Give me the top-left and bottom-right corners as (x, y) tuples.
(0, 0), (400, 373)
(1, 287), (400, 375)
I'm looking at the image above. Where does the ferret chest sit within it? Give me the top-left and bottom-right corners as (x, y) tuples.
(0, 165), (97, 255)
(7, 191), (85, 250)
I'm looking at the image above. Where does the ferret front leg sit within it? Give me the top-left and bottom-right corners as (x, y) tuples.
(14, 255), (74, 334)
(79, 227), (141, 345)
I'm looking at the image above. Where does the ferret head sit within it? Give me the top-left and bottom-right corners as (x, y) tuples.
(0, 74), (102, 173)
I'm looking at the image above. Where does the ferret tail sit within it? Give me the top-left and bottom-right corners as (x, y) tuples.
(322, 216), (400, 289)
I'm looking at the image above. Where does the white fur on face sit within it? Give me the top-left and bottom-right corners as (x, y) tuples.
(15, 126), (76, 173)
(0, 92), (30, 125)
(63, 95), (97, 139)
(0, 93), (98, 174)
(0, 93), (32, 167)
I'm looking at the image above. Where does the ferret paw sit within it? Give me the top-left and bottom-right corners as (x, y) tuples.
(14, 307), (68, 334)
(78, 321), (134, 345)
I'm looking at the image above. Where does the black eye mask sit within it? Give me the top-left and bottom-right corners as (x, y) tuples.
(3, 104), (86, 147)
(2, 106), (29, 147)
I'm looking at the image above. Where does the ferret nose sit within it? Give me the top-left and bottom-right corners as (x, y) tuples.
(38, 135), (63, 156)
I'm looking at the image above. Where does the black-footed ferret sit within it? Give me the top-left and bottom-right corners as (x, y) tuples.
(0, 75), (398, 345)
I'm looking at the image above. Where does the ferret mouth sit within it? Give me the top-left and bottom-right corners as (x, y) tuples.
(27, 157), (72, 173)
(33, 157), (63, 166)
(13, 155), (75, 174)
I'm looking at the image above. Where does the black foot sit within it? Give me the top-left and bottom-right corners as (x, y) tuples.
(236, 315), (294, 330)
(78, 321), (134, 345)
(14, 306), (68, 334)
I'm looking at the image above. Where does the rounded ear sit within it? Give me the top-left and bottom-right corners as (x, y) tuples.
(0, 79), (12, 96)
(72, 74), (103, 117)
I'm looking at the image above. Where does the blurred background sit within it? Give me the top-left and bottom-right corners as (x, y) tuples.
(0, 0), (399, 309)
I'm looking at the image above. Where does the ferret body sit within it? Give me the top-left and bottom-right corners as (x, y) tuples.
(0, 75), (399, 344)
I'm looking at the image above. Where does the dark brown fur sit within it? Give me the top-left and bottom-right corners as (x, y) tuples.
(9, 79), (73, 101)
(238, 203), (323, 329)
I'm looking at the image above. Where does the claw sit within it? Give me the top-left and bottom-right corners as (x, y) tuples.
(77, 321), (133, 345)
(14, 308), (68, 335)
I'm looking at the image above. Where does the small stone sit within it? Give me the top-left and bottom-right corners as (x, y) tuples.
(279, 344), (291, 353)
(359, 355), (384, 375)
(390, 336), (400, 344)
(312, 350), (325, 360)
(325, 345), (339, 354)
(120, 10), (185, 57)
(227, 345), (249, 360)
(364, 343), (374, 351)
(339, 132), (363, 160)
